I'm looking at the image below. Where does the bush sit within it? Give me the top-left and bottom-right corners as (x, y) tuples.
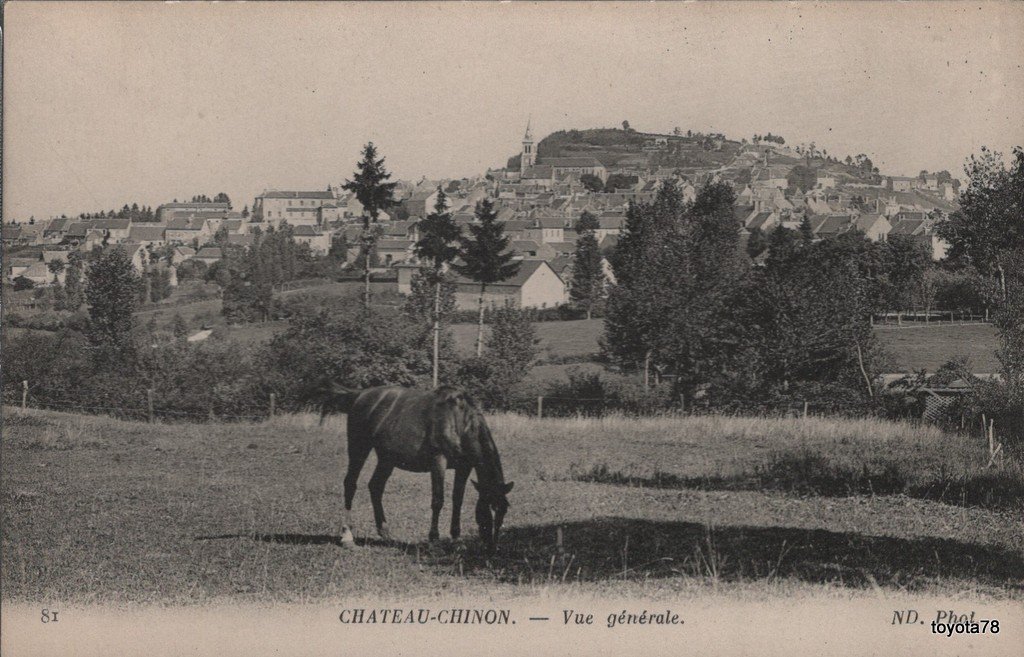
(539, 368), (676, 416)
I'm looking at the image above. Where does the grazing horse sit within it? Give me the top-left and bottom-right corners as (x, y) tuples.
(321, 384), (513, 549)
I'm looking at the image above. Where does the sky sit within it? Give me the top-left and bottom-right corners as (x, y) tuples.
(4, 1), (1024, 221)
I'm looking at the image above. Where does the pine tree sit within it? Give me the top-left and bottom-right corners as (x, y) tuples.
(343, 142), (398, 308)
(799, 216), (815, 242)
(413, 187), (462, 386)
(453, 198), (521, 356)
(172, 312), (189, 342)
(63, 252), (85, 310)
(569, 210), (605, 319)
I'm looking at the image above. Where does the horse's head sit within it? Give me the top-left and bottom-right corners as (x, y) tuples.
(472, 479), (513, 552)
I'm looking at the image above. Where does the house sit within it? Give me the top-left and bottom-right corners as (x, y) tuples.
(43, 218), (71, 241)
(452, 260), (567, 310)
(194, 247), (223, 266)
(292, 225), (330, 256)
(813, 215), (856, 239)
(171, 246), (196, 265)
(128, 224), (168, 248)
(376, 239), (414, 266)
(101, 243), (147, 273)
(510, 240), (557, 261)
(889, 218), (949, 260)
(156, 201), (230, 222)
(402, 188), (440, 219)
(853, 213), (892, 242)
(253, 190), (336, 226)
(522, 217), (566, 244)
(547, 157), (608, 184)
(166, 216), (212, 244)
(888, 176), (919, 192)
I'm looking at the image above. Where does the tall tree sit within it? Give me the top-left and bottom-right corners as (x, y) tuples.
(343, 142), (398, 308)
(412, 187), (462, 386)
(85, 246), (141, 351)
(938, 146), (1024, 300)
(569, 210), (605, 319)
(453, 198), (521, 356)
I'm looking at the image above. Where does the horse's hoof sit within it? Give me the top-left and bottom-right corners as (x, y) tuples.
(340, 525), (357, 549)
(378, 524), (392, 541)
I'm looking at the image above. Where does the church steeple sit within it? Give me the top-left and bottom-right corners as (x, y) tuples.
(520, 118), (535, 174)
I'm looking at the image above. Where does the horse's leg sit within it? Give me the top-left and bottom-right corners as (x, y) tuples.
(449, 464), (471, 540)
(367, 459), (395, 540)
(343, 434), (373, 530)
(429, 454), (447, 542)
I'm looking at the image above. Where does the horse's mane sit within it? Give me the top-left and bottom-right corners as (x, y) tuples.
(318, 382), (361, 424)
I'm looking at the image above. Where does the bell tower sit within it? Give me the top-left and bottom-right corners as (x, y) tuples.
(520, 119), (535, 174)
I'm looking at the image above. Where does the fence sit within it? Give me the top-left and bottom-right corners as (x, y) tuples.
(871, 310), (992, 326)
(5, 380), (277, 424)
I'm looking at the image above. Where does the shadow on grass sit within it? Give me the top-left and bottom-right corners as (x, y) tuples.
(442, 517), (1024, 592)
(194, 532), (410, 549)
(571, 457), (1024, 510)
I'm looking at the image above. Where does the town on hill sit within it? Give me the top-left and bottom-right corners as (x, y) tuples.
(3, 122), (961, 310)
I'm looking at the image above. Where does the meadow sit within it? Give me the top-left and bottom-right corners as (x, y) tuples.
(2, 407), (1021, 606)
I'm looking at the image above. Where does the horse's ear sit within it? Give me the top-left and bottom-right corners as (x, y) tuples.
(503, 481), (514, 494)
(470, 480), (479, 491)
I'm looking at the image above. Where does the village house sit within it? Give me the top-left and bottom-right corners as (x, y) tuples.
(376, 239), (414, 266)
(452, 260), (567, 310)
(292, 225), (331, 256)
(253, 190), (336, 226)
(854, 213), (892, 242)
(522, 217), (566, 244)
(510, 240), (557, 261)
(156, 201), (230, 223)
(128, 224), (168, 248)
(166, 216), (212, 244)
(193, 247), (223, 266)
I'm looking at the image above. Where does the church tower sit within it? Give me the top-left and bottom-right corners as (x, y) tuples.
(520, 119), (535, 174)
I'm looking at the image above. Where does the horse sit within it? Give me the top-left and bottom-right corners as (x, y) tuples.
(320, 383), (513, 550)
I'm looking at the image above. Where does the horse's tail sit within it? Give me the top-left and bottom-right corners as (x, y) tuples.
(319, 382), (360, 425)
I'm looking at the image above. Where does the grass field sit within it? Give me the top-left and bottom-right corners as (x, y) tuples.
(3, 408), (1021, 606)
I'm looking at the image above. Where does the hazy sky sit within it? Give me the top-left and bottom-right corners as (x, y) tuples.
(5, 1), (1024, 221)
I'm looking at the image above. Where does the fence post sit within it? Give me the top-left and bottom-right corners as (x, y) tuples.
(22, 380), (28, 410)
(269, 393), (276, 419)
(537, 396), (543, 418)
(803, 401), (809, 419)
(147, 389), (154, 424)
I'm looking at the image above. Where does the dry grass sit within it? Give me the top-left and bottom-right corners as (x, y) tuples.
(2, 407), (1022, 606)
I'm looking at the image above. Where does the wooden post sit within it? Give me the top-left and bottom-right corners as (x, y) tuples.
(22, 380), (28, 410)
(556, 526), (565, 558)
(147, 389), (154, 424)
(537, 396), (543, 418)
(803, 401), (809, 419)
(269, 393), (276, 418)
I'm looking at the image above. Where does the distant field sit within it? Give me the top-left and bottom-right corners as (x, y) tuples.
(454, 318), (999, 373)
(213, 312), (998, 376)
(3, 408), (1021, 605)
(874, 323), (999, 372)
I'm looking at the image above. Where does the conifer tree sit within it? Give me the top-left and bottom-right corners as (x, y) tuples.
(569, 210), (605, 319)
(343, 142), (398, 308)
(413, 187), (462, 386)
(454, 198), (520, 356)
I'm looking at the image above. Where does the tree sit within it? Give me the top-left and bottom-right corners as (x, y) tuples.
(457, 303), (538, 408)
(746, 227), (769, 259)
(62, 251), (85, 310)
(172, 313), (189, 342)
(604, 181), (744, 395)
(569, 211), (605, 319)
(13, 276), (35, 291)
(579, 173), (604, 193)
(622, 120), (631, 131)
(938, 146), (1024, 300)
(343, 142), (398, 308)
(453, 198), (521, 356)
(798, 216), (815, 242)
(213, 192), (232, 208)
(85, 246), (140, 351)
(46, 259), (65, 283)
(412, 187), (462, 386)
(787, 164), (818, 193)
(604, 173), (638, 192)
